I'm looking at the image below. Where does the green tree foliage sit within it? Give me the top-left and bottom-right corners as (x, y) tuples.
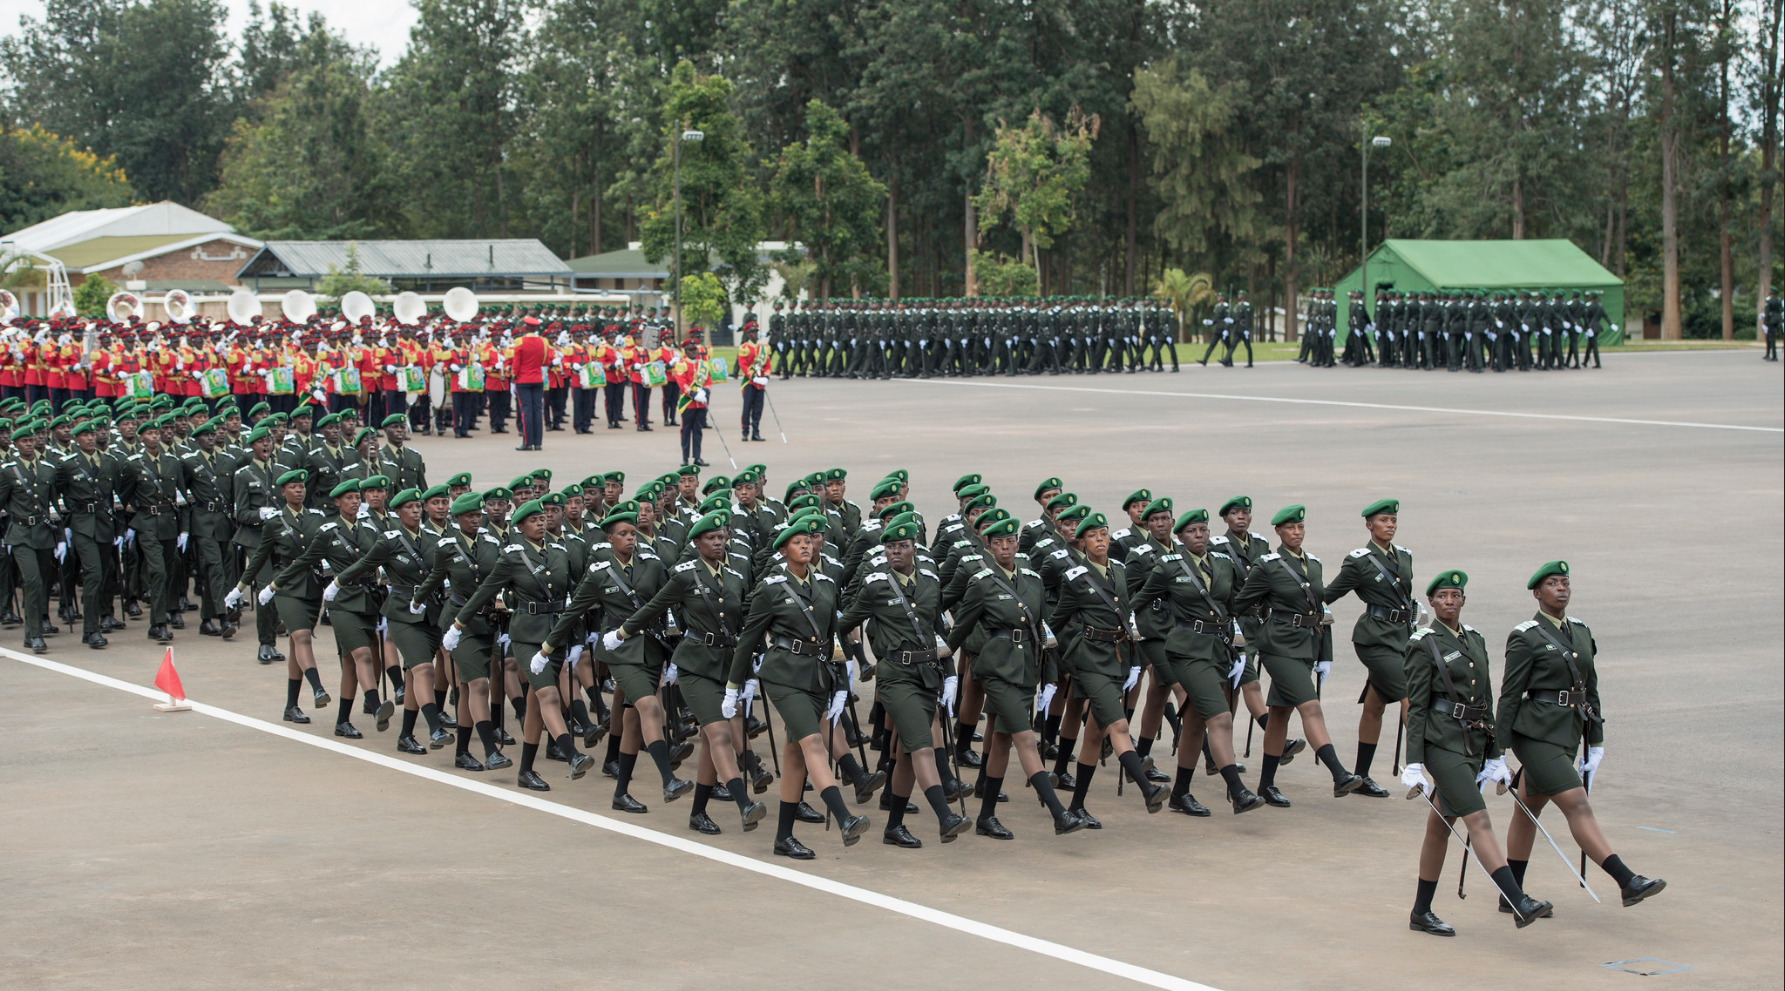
(969, 250), (1041, 297)
(678, 270), (727, 328)
(771, 100), (887, 298)
(972, 108), (1100, 279)
(1153, 267), (1216, 340)
(0, 124), (136, 230)
(72, 273), (119, 317)
(315, 243), (391, 302)
(1130, 59), (1261, 258)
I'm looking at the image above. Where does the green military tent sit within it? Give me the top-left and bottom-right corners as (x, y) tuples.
(1333, 239), (1627, 345)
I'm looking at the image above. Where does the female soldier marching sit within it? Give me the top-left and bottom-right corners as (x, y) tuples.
(415, 491), (513, 772)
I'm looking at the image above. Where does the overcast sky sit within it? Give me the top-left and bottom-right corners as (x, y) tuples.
(0, 0), (418, 68)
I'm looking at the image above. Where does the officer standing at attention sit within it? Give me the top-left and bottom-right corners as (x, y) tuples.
(1231, 505), (1364, 805)
(1, 417), (61, 652)
(1400, 569), (1553, 936)
(55, 419), (122, 649)
(1322, 497), (1414, 798)
(1763, 286), (1780, 361)
(1497, 561), (1665, 910)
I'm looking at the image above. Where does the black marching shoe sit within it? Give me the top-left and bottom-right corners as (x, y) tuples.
(955, 746), (983, 769)
(1054, 810), (1089, 835)
(312, 687), (331, 709)
(975, 816), (1014, 840)
(1280, 738), (1306, 765)
(740, 801), (768, 832)
(567, 753), (594, 779)
(835, 814), (869, 846)
(688, 811), (722, 835)
(283, 706), (310, 724)
(334, 722), (363, 739)
(1620, 876), (1666, 907)
(1053, 770), (1077, 792)
(712, 781), (733, 803)
(1141, 784), (1167, 814)
(496, 726), (516, 746)
(517, 769), (550, 791)
(1145, 767), (1172, 784)
(26, 635), (47, 653)
(774, 835), (815, 860)
(1332, 772), (1364, 797)
(882, 824), (922, 848)
(1509, 894), (1555, 929)
(484, 750), (514, 770)
(1409, 909), (1456, 936)
(397, 735), (427, 755)
(429, 727), (454, 750)
(795, 801), (826, 824)
(942, 777), (968, 803)
(199, 619), (223, 636)
(1260, 784), (1292, 807)
(853, 769), (887, 804)
(1499, 894), (1555, 918)
(375, 699), (395, 733)
(663, 778), (694, 803)
(167, 613), (183, 630)
(219, 622), (236, 641)
(83, 632), (108, 649)
(454, 752), (485, 772)
(749, 763), (775, 794)
(939, 812), (972, 842)
(1169, 793), (1212, 817)
(1353, 776), (1390, 798)
(1074, 809), (1103, 829)
(257, 644), (280, 664)
(612, 793), (648, 814)
(147, 624), (171, 642)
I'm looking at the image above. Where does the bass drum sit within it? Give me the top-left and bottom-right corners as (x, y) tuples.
(429, 365), (447, 408)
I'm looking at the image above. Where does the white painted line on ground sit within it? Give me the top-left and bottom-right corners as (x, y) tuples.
(4, 647), (1219, 991)
(912, 378), (1784, 433)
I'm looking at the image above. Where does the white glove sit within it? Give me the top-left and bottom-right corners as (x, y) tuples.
(175, 491), (188, 507)
(567, 645), (583, 665)
(1036, 682), (1057, 715)
(752, 376), (769, 386)
(692, 388), (707, 404)
(376, 617), (388, 635)
(1229, 653), (1246, 687)
(114, 536), (124, 550)
(529, 650), (549, 675)
(1477, 757), (1512, 792)
(408, 599), (426, 615)
(1314, 660), (1331, 683)
(322, 580), (339, 602)
(827, 689), (848, 722)
(258, 585), (277, 605)
(225, 587), (244, 609)
(258, 506), (279, 520)
(601, 629), (623, 652)
(846, 658), (858, 683)
(664, 663), (678, 685)
(54, 541), (66, 563)
(941, 675), (958, 711)
(1401, 763), (1427, 794)
(176, 533), (188, 552)
(441, 626), (463, 651)
(1122, 665), (1141, 692)
(721, 687), (740, 719)
(1579, 746), (1604, 778)
(496, 633), (511, 652)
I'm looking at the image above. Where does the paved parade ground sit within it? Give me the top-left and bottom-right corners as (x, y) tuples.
(5, 350), (1781, 991)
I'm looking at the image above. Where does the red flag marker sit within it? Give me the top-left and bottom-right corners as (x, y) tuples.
(152, 647), (191, 712)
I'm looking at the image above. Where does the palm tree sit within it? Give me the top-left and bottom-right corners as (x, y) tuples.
(1153, 268), (1214, 342)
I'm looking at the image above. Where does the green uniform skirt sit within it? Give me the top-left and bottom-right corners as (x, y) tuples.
(453, 633), (494, 683)
(978, 675), (1035, 737)
(1071, 665), (1128, 730)
(678, 669), (726, 727)
(765, 680), (827, 741)
(330, 608), (379, 656)
(389, 620), (442, 670)
(1261, 652), (1318, 708)
(1160, 651), (1232, 721)
(1133, 639), (1166, 674)
(275, 592), (321, 634)
(612, 659), (665, 708)
(878, 675), (940, 752)
(515, 640), (557, 692)
(1424, 744), (1487, 818)
(1354, 642), (1408, 702)
(1509, 733), (1583, 797)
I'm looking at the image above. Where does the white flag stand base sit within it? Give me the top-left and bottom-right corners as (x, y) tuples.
(154, 696), (192, 712)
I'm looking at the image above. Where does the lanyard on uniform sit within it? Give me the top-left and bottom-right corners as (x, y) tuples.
(605, 557), (643, 609)
(883, 569), (929, 646)
(1172, 555), (1229, 625)
(981, 568), (1039, 644)
(1528, 621), (1602, 724)
(689, 565), (736, 635)
(780, 574), (825, 641)
(1274, 555), (1322, 614)
(1423, 634), (1479, 752)
(391, 528), (423, 577)
(512, 542), (555, 602)
(1364, 547), (1413, 609)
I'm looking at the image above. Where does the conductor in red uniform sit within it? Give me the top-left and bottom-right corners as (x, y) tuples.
(511, 316), (547, 451)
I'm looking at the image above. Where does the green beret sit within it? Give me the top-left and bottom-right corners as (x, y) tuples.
(114, 406), (140, 422)
(511, 499), (545, 525)
(1143, 497), (1173, 520)
(13, 418), (36, 433)
(603, 470), (625, 484)
(275, 468), (308, 487)
(600, 510), (638, 531)
(538, 492), (565, 508)
(329, 478), (363, 498)
(699, 493), (732, 514)
(824, 468), (847, 482)
(869, 477), (901, 500)
(953, 473), (983, 493)
(883, 520), (920, 543)
(1426, 569), (1468, 596)
(483, 486), (513, 502)
(381, 414), (407, 428)
(957, 483), (990, 501)
(1526, 560), (1569, 589)
(802, 471), (826, 488)
(677, 464), (700, 477)
(982, 517), (1020, 539)
(702, 475), (731, 496)
(189, 420), (217, 437)
(448, 472), (473, 487)
(962, 492), (996, 514)
(976, 508), (1012, 530)
(1045, 492), (1078, 512)
(149, 395), (173, 410)
(772, 517), (816, 549)
(314, 412), (341, 429)
(1174, 508), (1210, 531)
(533, 469), (553, 483)
(351, 427), (374, 446)
(687, 510), (730, 540)
(1123, 488), (1152, 509)
(509, 474), (535, 490)
(558, 485), (583, 501)
(30, 399), (51, 413)
(877, 499), (913, 520)
(1074, 511), (1109, 539)
(580, 474), (605, 490)
(248, 402), (271, 419)
(1361, 498), (1399, 518)
(421, 484), (450, 502)
(150, 414), (175, 430)
(1057, 504), (1090, 524)
(361, 474), (390, 490)
(1033, 477), (1063, 500)
(450, 492), (484, 515)
(745, 463), (767, 476)
(1270, 504), (1306, 527)
(389, 487), (422, 508)
(290, 402), (314, 419)
(244, 425), (272, 445)
(1218, 496), (1252, 517)
(72, 420), (97, 436)
(733, 469), (761, 486)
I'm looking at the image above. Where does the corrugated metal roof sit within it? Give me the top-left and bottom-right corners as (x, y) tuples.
(241, 240), (572, 278)
(1378, 239), (1622, 289)
(2, 202), (234, 253)
(566, 247), (669, 277)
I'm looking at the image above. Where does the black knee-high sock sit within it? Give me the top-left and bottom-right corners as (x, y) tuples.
(337, 695), (354, 725)
(777, 800), (798, 840)
(1117, 750), (1151, 789)
(954, 721), (974, 752)
(605, 734), (622, 762)
(1219, 764), (1245, 798)
(1172, 766), (1194, 798)
(614, 752), (638, 797)
(1255, 713), (1268, 730)
(1315, 743), (1349, 782)
(1259, 753), (1282, 789)
(434, 688), (446, 710)
(476, 720), (498, 756)
(1070, 762), (1096, 811)
(932, 748), (955, 786)
(520, 741), (539, 773)
(1413, 877), (1439, 914)
(818, 784), (852, 822)
(286, 678), (301, 708)
(569, 699), (590, 729)
(511, 695), (526, 720)
(363, 686), (381, 709)
(1490, 866), (1527, 905)
(1355, 741), (1378, 778)
(1052, 741), (1075, 778)
(1042, 712), (1062, 747)
(836, 753), (868, 788)
(385, 665), (402, 690)
(401, 708), (418, 737)
(727, 777), (751, 813)
(420, 702), (443, 733)
(554, 733), (577, 760)
(691, 782), (712, 816)
(978, 776), (1004, 821)
(645, 739), (676, 785)
(924, 784), (953, 823)
(885, 788), (909, 830)
(455, 722), (471, 755)
(1508, 858), (1529, 887)
(1030, 772), (1067, 820)
(1600, 854), (1636, 887)
(302, 667), (324, 693)
(1136, 736), (1154, 757)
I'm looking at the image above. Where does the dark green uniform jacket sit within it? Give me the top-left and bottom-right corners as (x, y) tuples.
(335, 523), (441, 625)
(1133, 547), (1241, 663)
(417, 527), (506, 638)
(1049, 559), (1135, 679)
(177, 447), (234, 542)
(246, 505), (329, 598)
(553, 549), (670, 668)
(619, 556), (748, 683)
(1232, 546), (1329, 662)
(452, 537), (573, 646)
(55, 450), (121, 542)
(1324, 541), (1416, 649)
(946, 562), (1050, 688)
(0, 453), (59, 549)
(840, 561), (944, 691)
(1405, 622), (1499, 762)
(1496, 613), (1603, 749)
(279, 515), (381, 615)
(729, 564), (841, 689)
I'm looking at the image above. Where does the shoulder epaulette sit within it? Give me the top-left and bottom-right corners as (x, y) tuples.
(1049, 548), (1068, 560)
(971, 567), (993, 580)
(592, 560), (610, 571)
(319, 521), (339, 531)
(869, 555), (887, 567)
(1063, 565), (1089, 581)
(308, 508), (325, 516)
(590, 541), (612, 550)
(864, 572), (888, 584)
(813, 572), (834, 583)
(1209, 535), (1229, 544)
(1211, 551), (1231, 561)
(1463, 624), (1476, 633)
(724, 567), (744, 580)
(1260, 552), (1280, 562)
(549, 542), (566, 552)
(1160, 552), (1182, 562)
(1306, 553), (1322, 564)
(1567, 616), (1586, 626)
(1349, 547), (1369, 558)
(919, 568), (938, 581)
(1513, 619), (1538, 632)
(1112, 528), (1131, 539)
(126, 453), (143, 461)
(637, 547), (659, 559)
(1410, 627), (1432, 640)
(1019, 567), (1040, 578)
(481, 535), (499, 545)
(1132, 544), (1154, 556)
(762, 574), (788, 585)
(674, 560), (697, 573)
(503, 543), (522, 553)
(380, 529), (398, 539)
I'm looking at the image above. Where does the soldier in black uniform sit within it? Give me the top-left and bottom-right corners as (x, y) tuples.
(1, 416), (61, 652)
(230, 425), (284, 663)
(232, 468), (335, 723)
(55, 419), (122, 648)
(176, 421), (237, 640)
(120, 414), (186, 642)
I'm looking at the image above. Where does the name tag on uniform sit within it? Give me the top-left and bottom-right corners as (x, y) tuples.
(1444, 651), (1461, 661)
(995, 593), (1012, 601)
